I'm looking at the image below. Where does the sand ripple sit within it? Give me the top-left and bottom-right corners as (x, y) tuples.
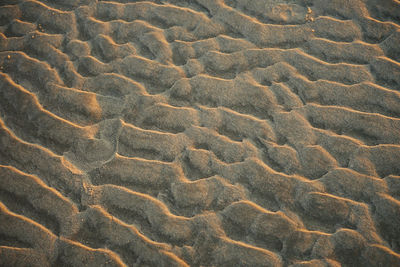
(1, 0), (400, 266)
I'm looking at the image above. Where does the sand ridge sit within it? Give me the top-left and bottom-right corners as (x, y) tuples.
(0, 0), (400, 266)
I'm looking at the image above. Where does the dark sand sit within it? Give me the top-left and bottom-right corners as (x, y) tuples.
(1, 0), (400, 266)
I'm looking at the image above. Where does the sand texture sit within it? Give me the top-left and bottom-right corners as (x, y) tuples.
(1, 0), (400, 266)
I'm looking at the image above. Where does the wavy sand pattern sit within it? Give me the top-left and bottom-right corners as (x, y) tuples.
(1, 0), (400, 266)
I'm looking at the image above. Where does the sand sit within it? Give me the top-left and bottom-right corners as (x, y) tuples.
(0, 0), (400, 266)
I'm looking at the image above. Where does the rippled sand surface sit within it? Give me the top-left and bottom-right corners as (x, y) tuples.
(1, 0), (400, 266)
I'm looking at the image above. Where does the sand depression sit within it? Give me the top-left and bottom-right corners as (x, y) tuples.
(1, 0), (400, 266)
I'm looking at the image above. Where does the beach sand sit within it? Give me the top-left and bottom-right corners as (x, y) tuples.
(1, 0), (400, 266)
